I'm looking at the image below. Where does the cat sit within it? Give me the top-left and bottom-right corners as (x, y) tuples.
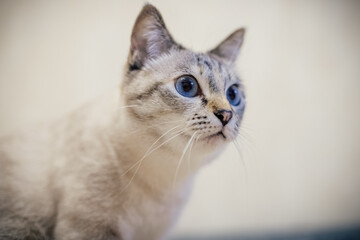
(0, 4), (246, 240)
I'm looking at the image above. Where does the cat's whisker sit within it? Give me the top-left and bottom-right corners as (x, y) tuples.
(131, 121), (196, 139)
(239, 123), (253, 137)
(195, 134), (202, 145)
(233, 139), (249, 181)
(236, 129), (256, 168)
(233, 139), (249, 209)
(115, 104), (168, 113)
(237, 127), (255, 151)
(120, 125), (183, 178)
(130, 118), (198, 140)
(123, 119), (186, 137)
(186, 132), (197, 170)
(115, 104), (140, 110)
(239, 122), (254, 134)
(237, 132), (249, 148)
(173, 131), (198, 190)
(186, 133), (203, 169)
(188, 133), (203, 168)
(237, 128), (258, 182)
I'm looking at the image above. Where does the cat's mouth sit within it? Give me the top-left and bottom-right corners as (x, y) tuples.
(208, 131), (226, 140)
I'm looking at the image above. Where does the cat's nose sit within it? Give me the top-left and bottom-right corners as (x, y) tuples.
(214, 109), (232, 126)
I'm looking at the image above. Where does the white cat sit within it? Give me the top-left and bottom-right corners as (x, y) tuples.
(0, 4), (246, 240)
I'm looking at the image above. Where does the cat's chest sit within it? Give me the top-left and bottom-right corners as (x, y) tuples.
(116, 183), (191, 240)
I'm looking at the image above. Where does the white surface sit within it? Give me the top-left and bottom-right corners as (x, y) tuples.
(0, 0), (360, 236)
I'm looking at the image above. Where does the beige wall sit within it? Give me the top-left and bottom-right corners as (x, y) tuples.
(1, 0), (360, 236)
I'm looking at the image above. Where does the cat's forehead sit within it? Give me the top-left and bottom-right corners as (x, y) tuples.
(193, 53), (241, 93)
(146, 49), (242, 94)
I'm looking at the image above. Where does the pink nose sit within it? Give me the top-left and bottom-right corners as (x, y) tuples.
(214, 109), (232, 126)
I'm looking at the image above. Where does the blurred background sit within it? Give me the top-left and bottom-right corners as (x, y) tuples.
(1, 0), (360, 239)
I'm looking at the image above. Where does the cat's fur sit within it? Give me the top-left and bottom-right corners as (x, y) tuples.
(0, 4), (246, 240)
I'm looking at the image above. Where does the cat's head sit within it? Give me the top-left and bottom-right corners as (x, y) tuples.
(122, 4), (245, 152)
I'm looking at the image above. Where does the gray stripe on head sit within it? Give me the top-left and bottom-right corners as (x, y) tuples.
(222, 66), (232, 92)
(197, 55), (219, 93)
(217, 61), (224, 77)
(204, 58), (220, 93)
(227, 71), (232, 83)
(215, 61), (226, 91)
(197, 56), (204, 75)
(207, 73), (219, 93)
(215, 60), (221, 72)
(203, 60), (213, 71)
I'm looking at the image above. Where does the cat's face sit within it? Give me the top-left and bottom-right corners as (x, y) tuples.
(122, 4), (245, 151)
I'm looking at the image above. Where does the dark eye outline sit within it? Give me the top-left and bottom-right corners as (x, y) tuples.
(226, 84), (242, 106)
(174, 75), (201, 98)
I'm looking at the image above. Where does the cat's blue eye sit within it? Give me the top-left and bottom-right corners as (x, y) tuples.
(226, 85), (242, 106)
(175, 76), (199, 98)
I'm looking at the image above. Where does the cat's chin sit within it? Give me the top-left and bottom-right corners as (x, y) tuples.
(200, 131), (232, 148)
(208, 131), (227, 140)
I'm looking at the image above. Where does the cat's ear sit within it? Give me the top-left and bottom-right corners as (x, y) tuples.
(128, 4), (177, 71)
(208, 28), (245, 66)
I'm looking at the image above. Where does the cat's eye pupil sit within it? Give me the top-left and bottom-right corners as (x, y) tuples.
(175, 76), (199, 98)
(228, 88), (236, 100)
(181, 79), (194, 92)
(226, 85), (241, 106)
